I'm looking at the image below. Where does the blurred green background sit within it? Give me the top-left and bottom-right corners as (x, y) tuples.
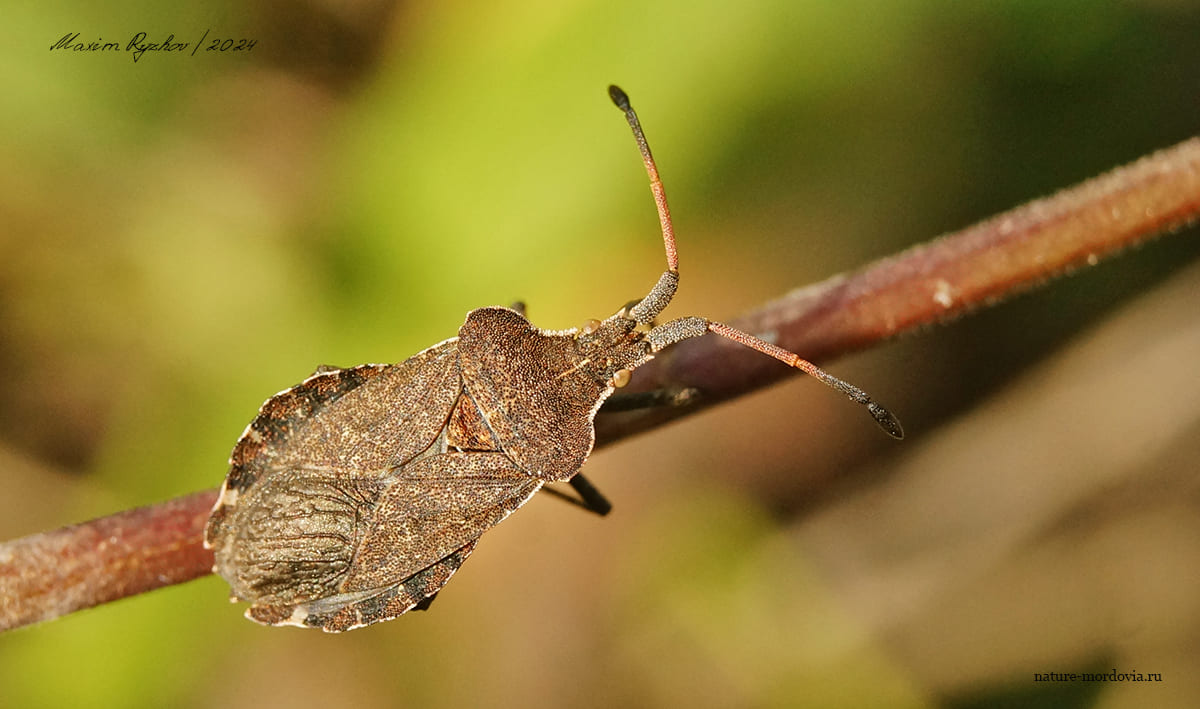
(3, 1), (1199, 707)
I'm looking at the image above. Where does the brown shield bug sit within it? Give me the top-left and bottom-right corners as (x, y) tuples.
(204, 85), (903, 632)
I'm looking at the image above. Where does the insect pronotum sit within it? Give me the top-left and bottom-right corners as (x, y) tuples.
(204, 85), (902, 632)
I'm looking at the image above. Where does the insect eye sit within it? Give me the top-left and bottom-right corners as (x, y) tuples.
(579, 319), (602, 336)
(610, 368), (632, 388)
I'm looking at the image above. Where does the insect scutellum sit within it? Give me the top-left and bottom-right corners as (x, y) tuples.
(604, 84), (903, 439)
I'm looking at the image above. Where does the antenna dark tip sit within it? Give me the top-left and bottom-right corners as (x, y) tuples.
(868, 403), (905, 440)
(608, 85), (631, 111)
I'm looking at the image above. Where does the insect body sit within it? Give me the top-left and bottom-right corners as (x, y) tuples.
(204, 86), (902, 632)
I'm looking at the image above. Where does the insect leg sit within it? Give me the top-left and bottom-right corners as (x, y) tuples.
(538, 474), (612, 516)
(600, 386), (699, 412)
(568, 474), (612, 515)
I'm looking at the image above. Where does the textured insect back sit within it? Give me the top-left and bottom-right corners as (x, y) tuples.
(457, 306), (612, 481)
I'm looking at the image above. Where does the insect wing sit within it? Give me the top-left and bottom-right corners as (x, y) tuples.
(248, 450), (542, 631)
(247, 540), (478, 632)
(206, 341), (462, 608)
(341, 450), (543, 589)
(205, 362), (391, 548)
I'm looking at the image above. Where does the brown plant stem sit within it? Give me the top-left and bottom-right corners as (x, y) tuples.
(2, 138), (1199, 633)
(593, 137), (1200, 442)
(0, 490), (217, 632)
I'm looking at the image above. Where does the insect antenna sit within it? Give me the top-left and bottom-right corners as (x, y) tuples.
(610, 85), (903, 440)
(608, 85), (678, 273)
(707, 323), (904, 439)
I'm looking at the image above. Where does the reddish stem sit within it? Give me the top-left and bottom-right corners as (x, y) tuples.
(2, 137), (1198, 633)
(593, 137), (1200, 441)
(0, 491), (216, 631)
